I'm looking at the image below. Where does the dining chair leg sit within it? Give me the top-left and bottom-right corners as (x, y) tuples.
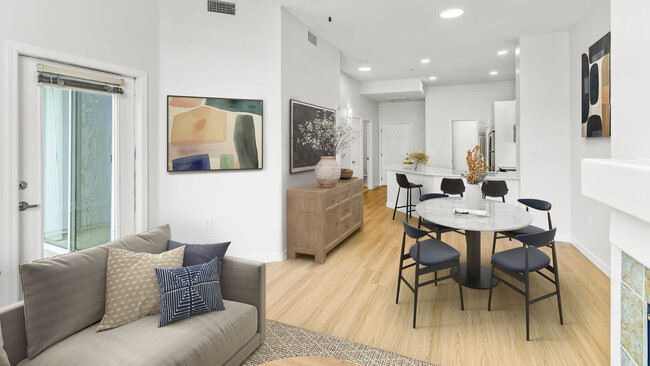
(491, 232), (498, 254)
(525, 272), (531, 341)
(413, 263), (419, 329)
(456, 260), (464, 310)
(396, 234), (406, 304)
(551, 242), (564, 325)
(434, 270), (438, 286)
(488, 264), (495, 311)
(407, 189), (412, 218)
(392, 188), (401, 220)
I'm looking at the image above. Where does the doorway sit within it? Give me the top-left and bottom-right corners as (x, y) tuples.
(380, 122), (411, 185)
(363, 119), (374, 189)
(451, 119), (479, 171)
(1, 43), (148, 307)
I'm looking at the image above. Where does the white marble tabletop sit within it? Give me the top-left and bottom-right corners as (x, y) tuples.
(415, 197), (532, 232)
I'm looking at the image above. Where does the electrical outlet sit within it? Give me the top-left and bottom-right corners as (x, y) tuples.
(203, 217), (213, 231)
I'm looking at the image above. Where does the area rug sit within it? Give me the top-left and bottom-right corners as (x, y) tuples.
(242, 320), (436, 366)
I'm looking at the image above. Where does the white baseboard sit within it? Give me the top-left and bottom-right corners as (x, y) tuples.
(240, 250), (286, 263)
(571, 240), (610, 277)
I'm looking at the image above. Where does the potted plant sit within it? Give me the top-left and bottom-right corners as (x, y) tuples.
(408, 152), (429, 170)
(464, 145), (488, 208)
(297, 116), (357, 188)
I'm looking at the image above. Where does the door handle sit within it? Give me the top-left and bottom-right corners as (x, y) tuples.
(19, 201), (39, 211)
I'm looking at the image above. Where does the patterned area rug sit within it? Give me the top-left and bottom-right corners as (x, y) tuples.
(242, 320), (436, 366)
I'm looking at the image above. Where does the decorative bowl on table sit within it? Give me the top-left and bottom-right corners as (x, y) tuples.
(340, 169), (353, 179)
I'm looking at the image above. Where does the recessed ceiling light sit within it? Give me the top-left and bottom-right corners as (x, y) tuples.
(421, 58), (430, 64)
(489, 71), (499, 76)
(440, 8), (464, 19)
(429, 76), (437, 80)
(497, 50), (509, 56)
(358, 66), (372, 72)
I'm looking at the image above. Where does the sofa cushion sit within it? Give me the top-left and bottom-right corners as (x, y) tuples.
(19, 225), (171, 358)
(0, 320), (10, 366)
(98, 246), (185, 331)
(168, 240), (230, 276)
(156, 257), (225, 327)
(17, 300), (257, 366)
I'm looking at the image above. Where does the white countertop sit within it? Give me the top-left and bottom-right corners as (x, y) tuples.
(385, 164), (520, 180)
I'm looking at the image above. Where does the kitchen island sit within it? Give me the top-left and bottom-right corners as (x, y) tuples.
(385, 164), (520, 216)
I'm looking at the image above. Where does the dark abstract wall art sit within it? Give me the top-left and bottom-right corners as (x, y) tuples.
(290, 100), (336, 173)
(167, 96), (262, 171)
(582, 32), (611, 137)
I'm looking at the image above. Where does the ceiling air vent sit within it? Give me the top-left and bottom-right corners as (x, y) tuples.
(207, 0), (236, 15)
(307, 31), (318, 46)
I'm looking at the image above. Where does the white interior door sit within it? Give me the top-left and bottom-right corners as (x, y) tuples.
(18, 56), (136, 265)
(349, 117), (363, 178)
(380, 122), (411, 185)
(452, 119), (479, 171)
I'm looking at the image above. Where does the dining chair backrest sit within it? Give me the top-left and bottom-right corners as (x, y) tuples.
(396, 173), (411, 188)
(515, 228), (557, 248)
(419, 193), (448, 201)
(482, 180), (508, 202)
(518, 198), (553, 229)
(440, 178), (465, 196)
(402, 218), (428, 240)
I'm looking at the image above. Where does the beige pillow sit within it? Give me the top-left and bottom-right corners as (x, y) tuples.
(97, 246), (185, 331)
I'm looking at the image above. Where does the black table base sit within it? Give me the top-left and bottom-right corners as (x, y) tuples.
(450, 230), (498, 290)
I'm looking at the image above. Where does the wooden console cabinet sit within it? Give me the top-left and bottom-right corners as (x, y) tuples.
(287, 178), (363, 264)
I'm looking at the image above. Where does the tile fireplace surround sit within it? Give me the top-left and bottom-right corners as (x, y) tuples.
(583, 159), (650, 365)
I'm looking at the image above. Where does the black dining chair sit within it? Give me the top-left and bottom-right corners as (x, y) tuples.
(392, 173), (423, 220)
(488, 228), (563, 341)
(481, 180), (508, 202)
(440, 178), (465, 197)
(396, 219), (464, 328)
(492, 198), (553, 255)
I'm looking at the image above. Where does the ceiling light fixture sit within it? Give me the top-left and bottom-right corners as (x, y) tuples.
(421, 58), (430, 64)
(489, 71), (499, 76)
(440, 8), (464, 19)
(358, 66), (372, 72)
(497, 50), (508, 56)
(429, 76), (437, 80)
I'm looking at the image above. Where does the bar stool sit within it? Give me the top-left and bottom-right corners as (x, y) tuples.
(392, 173), (423, 220)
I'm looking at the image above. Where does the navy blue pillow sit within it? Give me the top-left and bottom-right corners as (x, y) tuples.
(168, 240), (230, 276)
(155, 257), (225, 327)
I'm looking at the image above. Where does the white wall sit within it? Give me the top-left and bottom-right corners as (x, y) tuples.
(494, 101), (517, 169)
(379, 101), (426, 154)
(569, 0), (611, 274)
(154, 0), (284, 261)
(425, 81), (515, 168)
(0, 0), (159, 306)
(340, 73), (380, 187)
(519, 32), (571, 242)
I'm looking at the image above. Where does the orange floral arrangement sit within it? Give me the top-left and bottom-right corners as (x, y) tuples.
(465, 145), (488, 184)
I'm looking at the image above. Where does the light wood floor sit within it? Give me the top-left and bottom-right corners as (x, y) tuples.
(267, 186), (610, 365)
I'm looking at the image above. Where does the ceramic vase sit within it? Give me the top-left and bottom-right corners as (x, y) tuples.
(464, 183), (483, 209)
(315, 156), (341, 188)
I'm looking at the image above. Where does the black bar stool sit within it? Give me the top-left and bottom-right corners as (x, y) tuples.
(392, 173), (423, 220)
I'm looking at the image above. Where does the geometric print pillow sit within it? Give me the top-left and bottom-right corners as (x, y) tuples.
(155, 257), (225, 327)
(97, 246), (185, 331)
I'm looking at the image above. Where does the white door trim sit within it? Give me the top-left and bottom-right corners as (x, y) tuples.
(1, 41), (149, 306)
(364, 119), (376, 189)
(379, 122), (412, 186)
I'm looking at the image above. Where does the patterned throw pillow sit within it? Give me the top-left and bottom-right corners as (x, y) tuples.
(155, 257), (225, 327)
(97, 246), (185, 331)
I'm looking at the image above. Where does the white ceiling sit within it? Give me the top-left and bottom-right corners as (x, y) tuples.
(279, 0), (603, 86)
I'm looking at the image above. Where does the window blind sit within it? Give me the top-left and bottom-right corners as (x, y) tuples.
(37, 64), (124, 94)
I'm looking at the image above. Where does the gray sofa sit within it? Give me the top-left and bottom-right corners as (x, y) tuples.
(0, 225), (265, 366)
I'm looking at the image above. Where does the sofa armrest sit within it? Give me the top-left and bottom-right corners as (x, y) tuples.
(0, 301), (27, 366)
(220, 256), (266, 341)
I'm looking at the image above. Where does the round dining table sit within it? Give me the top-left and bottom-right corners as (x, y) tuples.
(415, 197), (532, 290)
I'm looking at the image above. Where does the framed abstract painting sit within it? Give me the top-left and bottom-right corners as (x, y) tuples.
(290, 99), (336, 173)
(582, 32), (611, 137)
(167, 95), (263, 172)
